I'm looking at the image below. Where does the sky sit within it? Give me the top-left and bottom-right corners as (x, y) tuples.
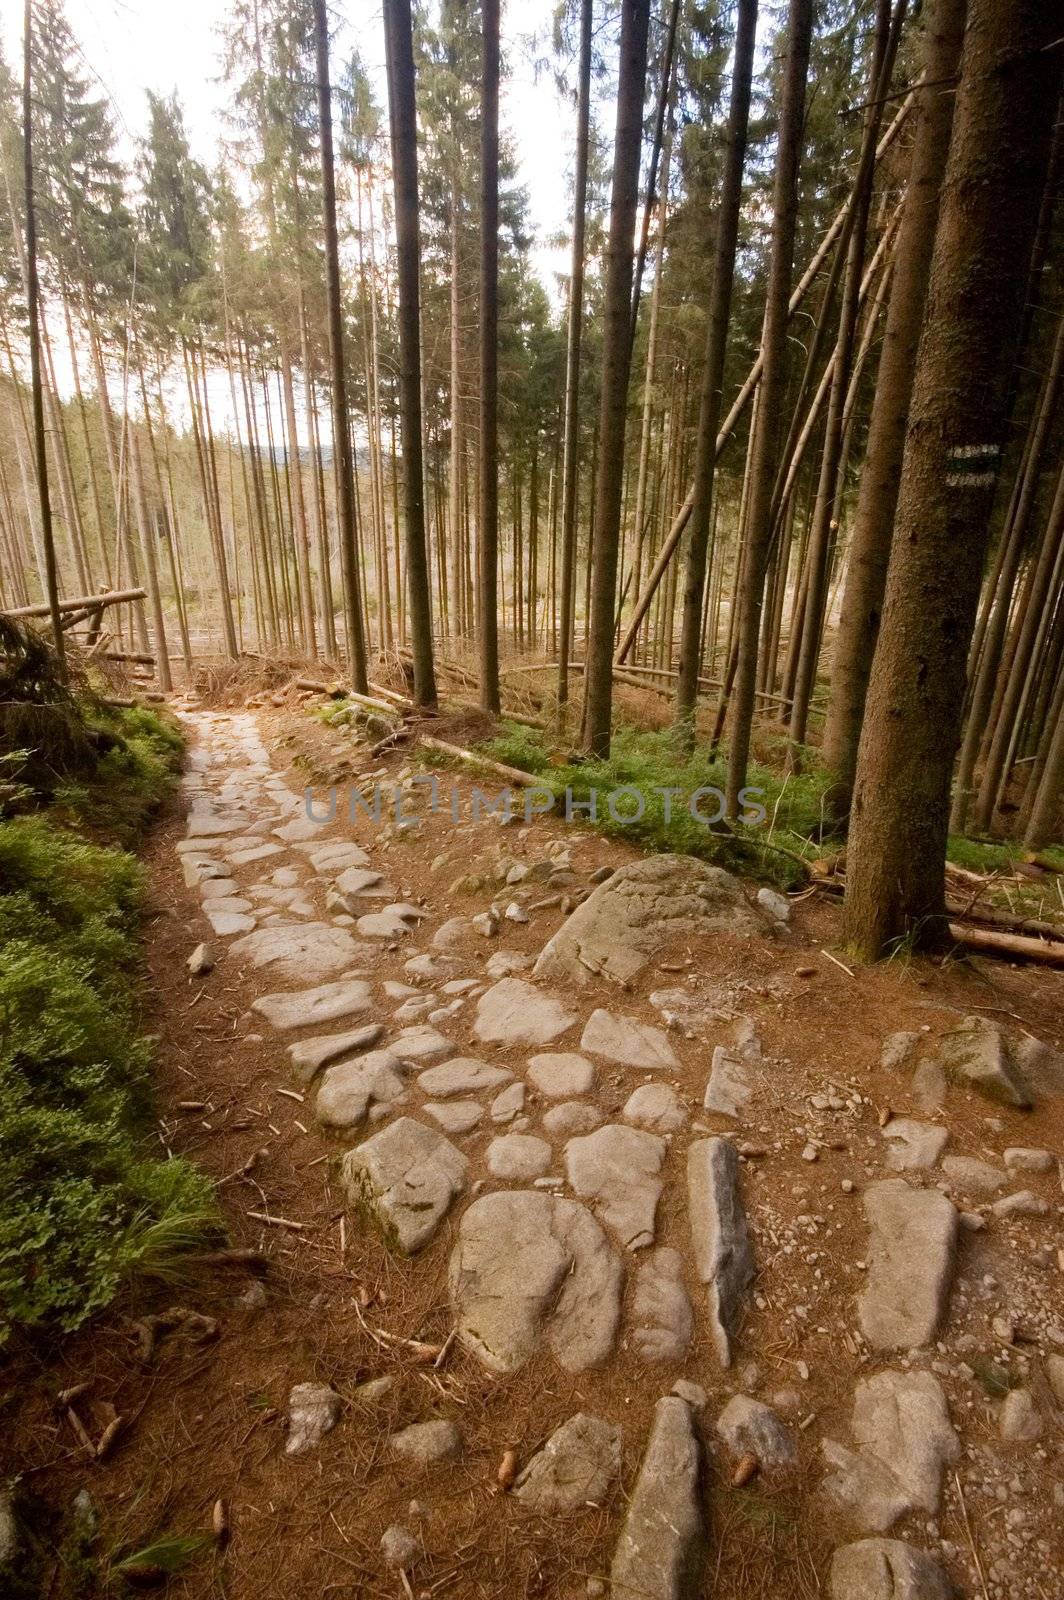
(2, 0), (583, 427)
(4, 0), (577, 290)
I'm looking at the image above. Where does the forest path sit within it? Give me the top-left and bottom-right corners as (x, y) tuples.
(157, 707), (1064, 1600)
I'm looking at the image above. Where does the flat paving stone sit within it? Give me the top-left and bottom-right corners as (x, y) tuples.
(230, 922), (366, 983)
(473, 978), (577, 1048)
(630, 1247), (693, 1363)
(288, 1024), (385, 1086)
(487, 1133), (552, 1180)
(703, 1045), (753, 1118)
(527, 1053), (596, 1098)
(316, 1051), (407, 1128)
(543, 1101), (605, 1137)
(564, 1124), (665, 1250)
(608, 1395), (703, 1600)
(417, 1058), (511, 1097)
(252, 976), (373, 1031)
(579, 1009), (679, 1071)
(513, 1413), (622, 1512)
(829, 1539), (955, 1600)
(881, 1119), (949, 1171)
(822, 1370), (959, 1533)
(623, 1083), (689, 1133)
(392, 1026), (454, 1062)
(859, 1180), (957, 1352)
(687, 1136), (754, 1366)
(342, 1117), (467, 1254)
(423, 1100), (483, 1134)
(449, 1190), (622, 1373)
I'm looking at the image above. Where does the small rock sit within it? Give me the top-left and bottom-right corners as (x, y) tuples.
(417, 1057), (512, 1098)
(354, 1376), (394, 1405)
(881, 1032), (918, 1073)
(514, 1413), (622, 1511)
(881, 1119), (949, 1172)
(528, 1052), (596, 1098)
(423, 1100), (483, 1134)
(1000, 1388), (1042, 1443)
(286, 1382), (341, 1456)
(829, 1538), (955, 1600)
(631, 1248), (693, 1363)
(671, 1380), (707, 1410)
(1003, 1147), (1053, 1174)
(622, 1083), (689, 1134)
(703, 1045), (752, 1119)
(941, 1155), (1007, 1195)
(187, 941), (215, 975)
(756, 886), (791, 923)
(716, 1395), (796, 1474)
(543, 1101), (605, 1137)
(381, 1523), (421, 1569)
(490, 1082), (526, 1123)
(389, 1419), (463, 1467)
(991, 1190), (1049, 1218)
(487, 1133), (553, 1181)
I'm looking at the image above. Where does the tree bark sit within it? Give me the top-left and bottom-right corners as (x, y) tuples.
(844, 0), (1061, 959)
(581, 0), (651, 756)
(315, 0), (369, 693)
(478, 0), (501, 712)
(674, 0), (757, 737)
(724, 0), (812, 814)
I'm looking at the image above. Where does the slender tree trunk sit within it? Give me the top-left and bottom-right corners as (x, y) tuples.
(844, 0), (1061, 959)
(581, 0), (651, 756)
(557, 0), (593, 709)
(823, 0), (966, 815)
(724, 0), (812, 814)
(315, 0), (368, 692)
(129, 426), (172, 690)
(21, 0), (64, 676)
(675, 0), (757, 737)
(478, 0), (501, 712)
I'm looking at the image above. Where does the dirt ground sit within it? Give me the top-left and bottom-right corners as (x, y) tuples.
(3, 692), (1063, 1600)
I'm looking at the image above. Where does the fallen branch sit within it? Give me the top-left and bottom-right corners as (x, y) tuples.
(419, 734), (541, 788)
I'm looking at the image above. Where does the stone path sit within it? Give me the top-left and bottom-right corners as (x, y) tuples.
(175, 710), (1064, 1600)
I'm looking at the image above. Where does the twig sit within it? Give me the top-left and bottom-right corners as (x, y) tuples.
(954, 1470), (990, 1600)
(247, 1209), (309, 1231)
(820, 948), (856, 978)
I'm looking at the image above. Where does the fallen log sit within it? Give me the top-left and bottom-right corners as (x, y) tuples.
(2, 586), (146, 620)
(948, 923), (1064, 968)
(101, 651), (155, 665)
(419, 734), (541, 788)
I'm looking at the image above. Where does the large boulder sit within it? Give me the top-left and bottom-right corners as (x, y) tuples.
(533, 855), (770, 987)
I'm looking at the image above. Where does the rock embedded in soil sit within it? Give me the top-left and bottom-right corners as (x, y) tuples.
(702, 1045), (753, 1119)
(205, 908), (256, 936)
(230, 922), (364, 983)
(449, 1190), (622, 1373)
(490, 1082), (526, 1123)
(393, 1025), (454, 1062)
(288, 1023), (385, 1087)
(940, 1154), (1007, 1195)
(579, 1009), (679, 1071)
(933, 1015), (1033, 1108)
(389, 1419), (463, 1468)
(1000, 1388), (1042, 1442)
(686, 1136), (754, 1366)
(715, 1395), (796, 1474)
(630, 1247), (693, 1363)
(608, 1395), (703, 1600)
(486, 1133), (552, 1180)
(542, 1101), (605, 1137)
(757, 886), (791, 922)
(423, 1099), (483, 1134)
(298, 840), (372, 873)
(829, 1538), (956, 1600)
(513, 1413), (622, 1513)
(534, 854), (769, 988)
(473, 978), (577, 1048)
(485, 949), (533, 978)
(821, 1370), (959, 1532)
(1003, 1146), (1053, 1173)
(880, 1118), (949, 1172)
(342, 1117), (467, 1253)
(315, 1050), (407, 1128)
(858, 1180), (958, 1352)
(991, 1189), (1048, 1218)
(252, 976), (373, 1031)
(622, 1082), (689, 1133)
(286, 1382), (342, 1456)
(527, 1052), (596, 1098)
(564, 1124), (666, 1251)
(416, 1057), (512, 1098)
(881, 1031), (919, 1073)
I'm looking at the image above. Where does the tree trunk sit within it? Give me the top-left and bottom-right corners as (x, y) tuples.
(581, 0), (651, 756)
(724, 0), (812, 814)
(478, 0), (501, 712)
(315, 0), (369, 692)
(823, 0), (966, 815)
(674, 0), (757, 737)
(844, 0), (1061, 960)
(557, 0), (593, 710)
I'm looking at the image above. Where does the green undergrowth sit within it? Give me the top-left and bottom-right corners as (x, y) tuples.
(0, 693), (215, 1346)
(472, 721), (836, 890)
